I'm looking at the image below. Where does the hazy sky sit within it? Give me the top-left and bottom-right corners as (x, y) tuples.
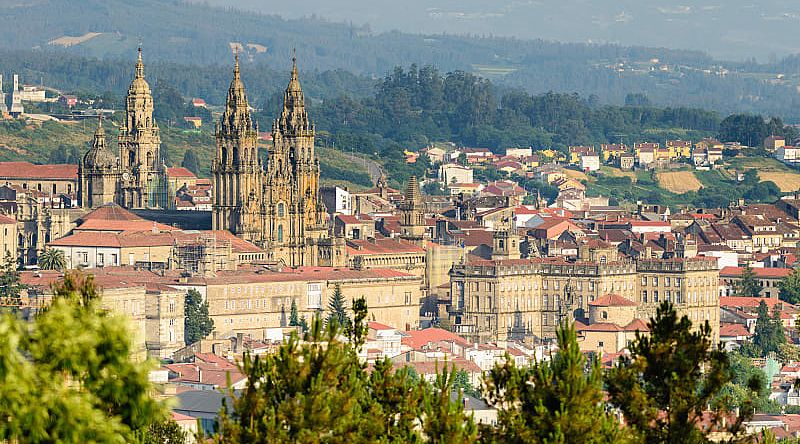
(194, 0), (800, 61)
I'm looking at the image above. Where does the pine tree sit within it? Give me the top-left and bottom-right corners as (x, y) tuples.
(779, 268), (800, 304)
(327, 283), (351, 332)
(482, 322), (627, 443)
(181, 149), (201, 176)
(0, 271), (165, 441)
(607, 301), (743, 443)
(735, 264), (763, 297)
(289, 299), (299, 326)
(184, 288), (214, 345)
(0, 251), (24, 306)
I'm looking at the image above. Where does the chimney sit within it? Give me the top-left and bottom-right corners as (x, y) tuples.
(196, 365), (202, 383)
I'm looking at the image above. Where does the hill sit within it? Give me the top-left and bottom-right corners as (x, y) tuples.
(3, 1), (800, 119)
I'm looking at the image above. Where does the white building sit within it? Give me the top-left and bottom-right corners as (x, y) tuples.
(439, 164), (473, 185)
(776, 146), (800, 165)
(580, 153), (600, 172)
(505, 147), (532, 158)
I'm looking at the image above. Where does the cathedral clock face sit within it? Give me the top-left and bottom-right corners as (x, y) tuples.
(122, 172), (131, 181)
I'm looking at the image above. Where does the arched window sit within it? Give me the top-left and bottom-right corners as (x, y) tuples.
(233, 147), (239, 164)
(277, 225), (284, 243)
(146, 152), (153, 168)
(277, 203), (285, 217)
(221, 148), (228, 166)
(129, 150), (136, 167)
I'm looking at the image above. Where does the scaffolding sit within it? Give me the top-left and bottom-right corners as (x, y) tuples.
(172, 232), (232, 277)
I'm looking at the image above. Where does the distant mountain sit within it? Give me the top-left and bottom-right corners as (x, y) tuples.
(3, 0), (800, 120)
(194, 0), (800, 61)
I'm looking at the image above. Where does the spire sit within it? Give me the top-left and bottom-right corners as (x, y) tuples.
(219, 52), (253, 136)
(95, 114), (105, 137)
(286, 49), (302, 94)
(135, 47), (144, 79)
(277, 52), (310, 135)
(404, 176), (422, 207)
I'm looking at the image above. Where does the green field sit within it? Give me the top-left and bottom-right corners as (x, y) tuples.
(0, 119), (371, 187)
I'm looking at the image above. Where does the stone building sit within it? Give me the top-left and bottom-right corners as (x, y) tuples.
(447, 242), (720, 343)
(78, 48), (168, 210)
(212, 55), (343, 268)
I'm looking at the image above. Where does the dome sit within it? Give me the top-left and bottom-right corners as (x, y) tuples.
(83, 119), (117, 169)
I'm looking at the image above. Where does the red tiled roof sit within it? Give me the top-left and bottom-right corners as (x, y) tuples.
(166, 167), (197, 178)
(347, 238), (424, 255)
(589, 294), (637, 307)
(0, 214), (15, 224)
(0, 162), (77, 180)
(720, 297), (793, 309)
(401, 328), (471, 349)
(719, 323), (751, 337)
(76, 219), (179, 232)
(720, 266), (792, 279)
(336, 214), (374, 225)
(79, 204), (142, 222)
(624, 319), (649, 332)
(368, 321), (395, 331)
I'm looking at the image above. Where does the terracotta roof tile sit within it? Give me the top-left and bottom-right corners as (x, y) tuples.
(589, 294), (637, 307)
(0, 162), (77, 180)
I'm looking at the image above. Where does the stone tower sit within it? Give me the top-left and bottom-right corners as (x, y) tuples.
(79, 117), (120, 208)
(491, 216), (520, 260)
(399, 176), (426, 246)
(265, 55), (329, 267)
(212, 54), (264, 244)
(118, 48), (167, 208)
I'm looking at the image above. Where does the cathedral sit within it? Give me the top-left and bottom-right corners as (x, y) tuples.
(212, 55), (344, 268)
(78, 48), (168, 210)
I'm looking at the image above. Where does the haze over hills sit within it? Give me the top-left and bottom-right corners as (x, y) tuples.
(3, 0), (800, 120)
(193, 0), (800, 61)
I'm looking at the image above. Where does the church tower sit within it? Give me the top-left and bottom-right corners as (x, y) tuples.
(265, 55), (328, 267)
(212, 54), (264, 244)
(399, 176), (427, 246)
(118, 48), (167, 208)
(78, 117), (120, 208)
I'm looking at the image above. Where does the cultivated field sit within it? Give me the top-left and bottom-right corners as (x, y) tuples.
(759, 172), (800, 192)
(48, 32), (102, 47)
(563, 169), (589, 181)
(657, 171), (703, 193)
(601, 166), (638, 182)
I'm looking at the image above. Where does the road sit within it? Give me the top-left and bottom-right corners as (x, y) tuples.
(336, 150), (384, 184)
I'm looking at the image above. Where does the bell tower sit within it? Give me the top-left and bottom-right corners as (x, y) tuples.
(117, 48), (166, 208)
(212, 54), (264, 244)
(399, 176), (427, 246)
(79, 117), (120, 208)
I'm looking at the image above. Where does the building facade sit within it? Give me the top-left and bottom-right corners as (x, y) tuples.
(212, 56), (342, 268)
(78, 49), (168, 210)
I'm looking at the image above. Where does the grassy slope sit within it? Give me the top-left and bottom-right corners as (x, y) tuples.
(0, 120), (369, 187)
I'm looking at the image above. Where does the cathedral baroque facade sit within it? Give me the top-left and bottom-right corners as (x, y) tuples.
(78, 49), (168, 210)
(212, 56), (343, 268)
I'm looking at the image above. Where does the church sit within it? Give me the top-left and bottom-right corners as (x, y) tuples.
(211, 54), (345, 268)
(78, 48), (169, 210)
(79, 50), (346, 268)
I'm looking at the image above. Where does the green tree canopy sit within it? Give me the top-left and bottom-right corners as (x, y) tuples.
(779, 268), (800, 305)
(0, 271), (165, 441)
(38, 248), (67, 271)
(482, 322), (628, 443)
(735, 264), (763, 297)
(607, 301), (744, 443)
(185, 288), (214, 345)
(181, 149), (201, 176)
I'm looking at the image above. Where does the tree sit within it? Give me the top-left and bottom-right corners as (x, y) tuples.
(184, 288), (214, 345)
(38, 248), (67, 271)
(214, 299), (476, 443)
(0, 271), (164, 441)
(327, 283), (351, 332)
(289, 299), (300, 327)
(779, 268), (800, 305)
(753, 300), (786, 357)
(607, 301), (742, 443)
(140, 419), (187, 444)
(482, 322), (627, 443)
(0, 251), (24, 306)
(735, 264), (763, 297)
(181, 149), (201, 176)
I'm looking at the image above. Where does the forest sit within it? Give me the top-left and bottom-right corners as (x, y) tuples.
(3, 0), (800, 119)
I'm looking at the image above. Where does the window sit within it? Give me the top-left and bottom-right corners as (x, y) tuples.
(98, 253), (104, 266)
(277, 203), (285, 217)
(652, 277), (658, 286)
(277, 225), (284, 242)
(602, 311), (608, 320)
(111, 254), (117, 265)
(665, 277), (671, 286)
(543, 281), (548, 290)
(665, 290), (671, 302)
(588, 282), (595, 291)
(653, 291), (659, 302)
(675, 277), (681, 287)
(641, 276), (647, 286)
(642, 290), (648, 303)
(598, 341), (604, 347)
(543, 294), (549, 309)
